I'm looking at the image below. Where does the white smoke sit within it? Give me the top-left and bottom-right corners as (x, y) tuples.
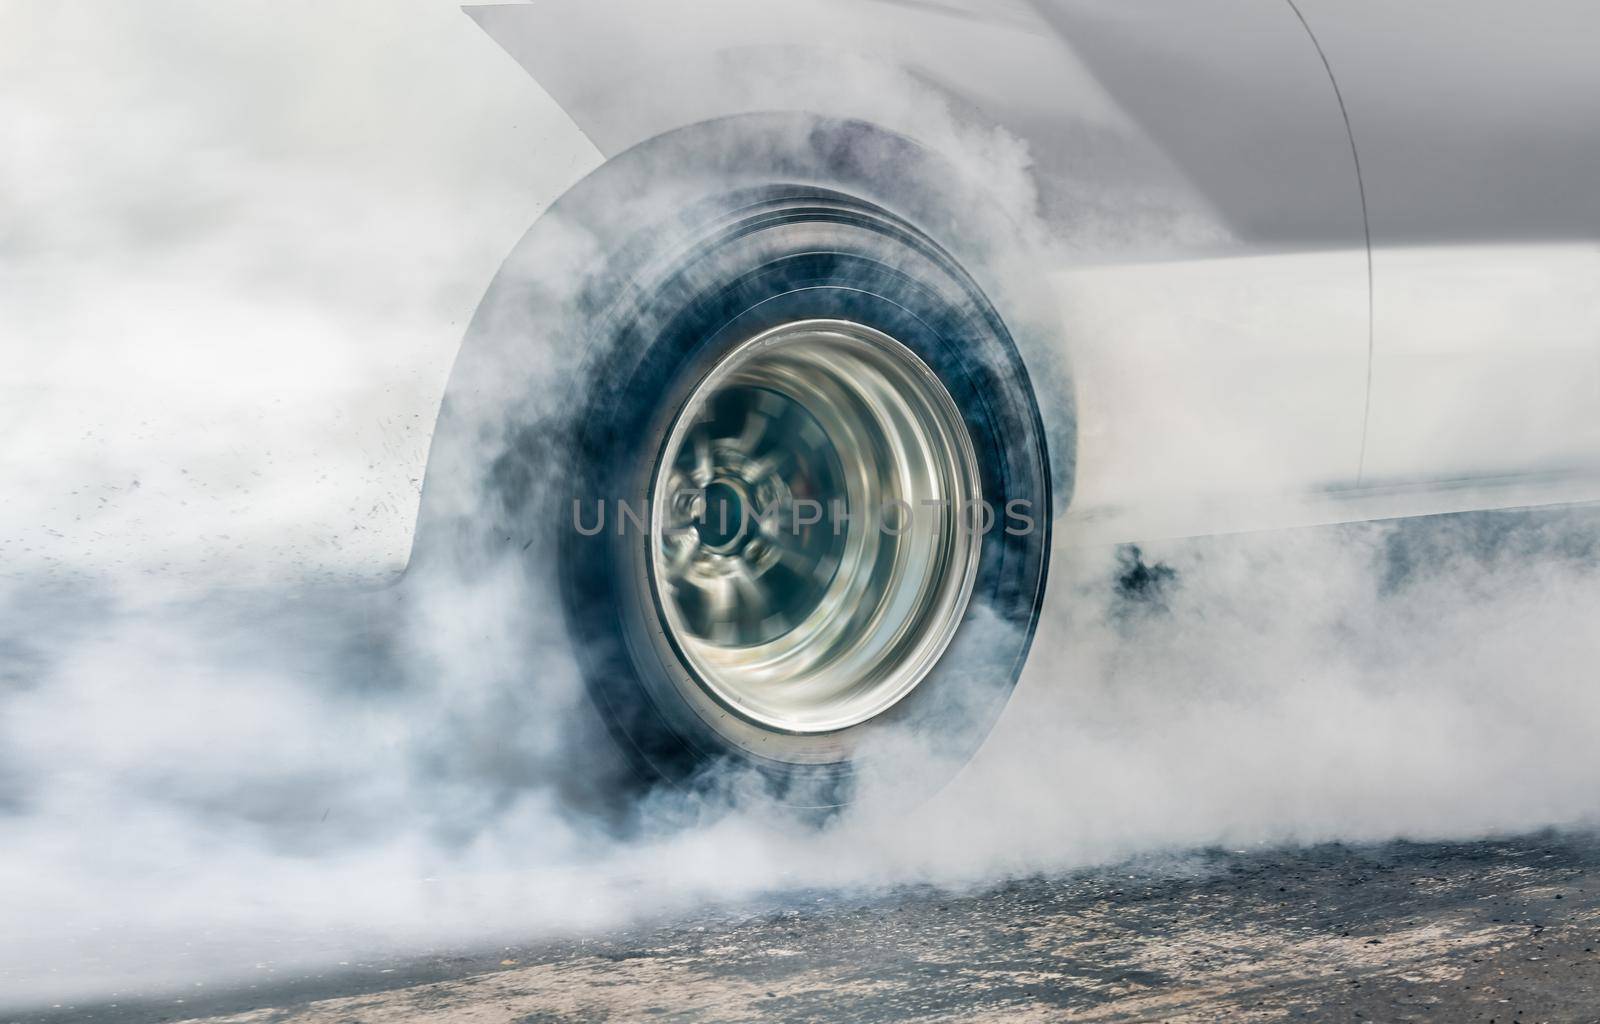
(5, 508), (1599, 1007)
(0, 0), (598, 583)
(5, 0), (1600, 1014)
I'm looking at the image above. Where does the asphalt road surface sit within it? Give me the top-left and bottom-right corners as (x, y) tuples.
(15, 832), (1600, 1024)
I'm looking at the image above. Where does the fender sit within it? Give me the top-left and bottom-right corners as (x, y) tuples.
(467, 1), (1381, 254)
(465, 0), (1247, 258)
(463, 0), (1384, 544)
(465, 2), (1136, 181)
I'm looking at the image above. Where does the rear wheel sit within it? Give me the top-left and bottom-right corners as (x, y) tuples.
(417, 118), (1055, 808)
(563, 187), (1049, 804)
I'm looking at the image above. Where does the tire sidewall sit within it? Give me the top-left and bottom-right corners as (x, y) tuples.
(414, 115), (1062, 803)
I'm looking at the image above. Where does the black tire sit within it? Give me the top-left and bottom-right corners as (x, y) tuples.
(413, 116), (1058, 809)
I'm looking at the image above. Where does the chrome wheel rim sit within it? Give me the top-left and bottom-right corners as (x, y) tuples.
(649, 319), (982, 733)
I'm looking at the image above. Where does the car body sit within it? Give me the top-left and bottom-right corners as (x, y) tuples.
(466, 0), (1600, 547)
(405, 1), (1600, 795)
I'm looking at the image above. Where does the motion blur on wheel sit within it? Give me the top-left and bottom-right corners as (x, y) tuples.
(414, 117), (1053, 805)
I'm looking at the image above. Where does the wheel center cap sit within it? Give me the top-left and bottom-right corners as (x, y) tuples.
(695, 480), (750, 551)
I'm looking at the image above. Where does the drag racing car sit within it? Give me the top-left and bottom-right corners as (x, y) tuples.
(411, 0), (1600, 800)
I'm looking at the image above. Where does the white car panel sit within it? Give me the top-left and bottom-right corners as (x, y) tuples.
(1055, 250), (1368, 535)
(1362, 246), (1600, 485)
(466, 0), (1600, 543)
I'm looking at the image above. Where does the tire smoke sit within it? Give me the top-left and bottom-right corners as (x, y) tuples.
(6, 1), (1600, 1012)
